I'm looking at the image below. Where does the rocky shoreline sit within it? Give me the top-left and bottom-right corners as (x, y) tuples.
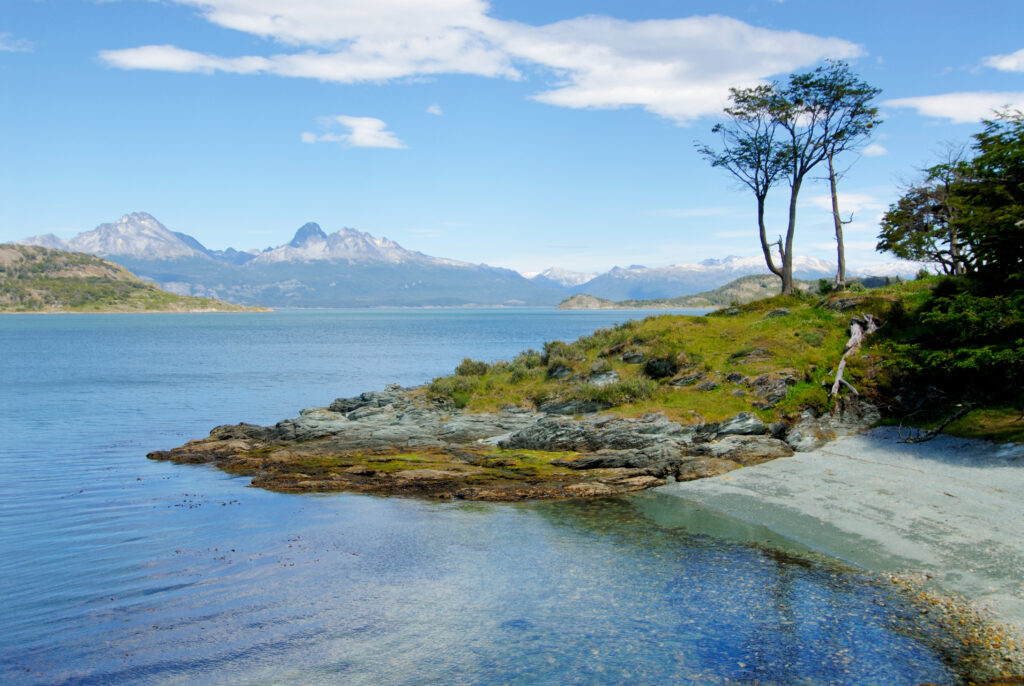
(149, 385), (879, 501)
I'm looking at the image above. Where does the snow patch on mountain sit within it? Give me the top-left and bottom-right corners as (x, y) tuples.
(529, 267), (598, 288)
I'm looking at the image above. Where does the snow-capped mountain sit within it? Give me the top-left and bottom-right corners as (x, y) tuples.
(17, 213), (563, 307)
(251, 222), (461, 266)
(571, 255), (837, 300)
(21, 212), (206, 260)
(528, 267), (598, 289)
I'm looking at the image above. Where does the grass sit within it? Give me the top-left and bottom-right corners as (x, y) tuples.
(425, 289), (865, 424)
(423, 275), (1023, 443)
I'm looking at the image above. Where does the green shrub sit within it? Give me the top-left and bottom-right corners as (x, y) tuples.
(454, 358), (490, 376)
(571, 378), (658, 406)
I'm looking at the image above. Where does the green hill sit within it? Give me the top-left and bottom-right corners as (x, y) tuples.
(558, 274), (814, 309)
(0, 244), (267, 313)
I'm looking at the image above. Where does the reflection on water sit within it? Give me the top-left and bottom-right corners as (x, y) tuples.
(0, 312), (958, 684)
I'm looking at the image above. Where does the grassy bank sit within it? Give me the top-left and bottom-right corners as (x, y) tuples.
(426, 275), (1024, 442)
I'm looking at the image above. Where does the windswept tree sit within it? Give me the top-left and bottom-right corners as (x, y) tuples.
(697, 84), (789, 286)
(877, 153), (973, 276)
(877, 109), (1024, 287)
(699, 61), (881, 294)
(788, 61), (882, 289)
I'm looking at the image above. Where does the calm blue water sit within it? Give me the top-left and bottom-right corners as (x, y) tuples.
(1, 309), (958, 685)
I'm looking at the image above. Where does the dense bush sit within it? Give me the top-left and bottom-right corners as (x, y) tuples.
(454, 358), (490, 376)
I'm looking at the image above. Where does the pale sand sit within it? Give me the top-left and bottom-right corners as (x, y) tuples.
(654, 427), (1024, 638)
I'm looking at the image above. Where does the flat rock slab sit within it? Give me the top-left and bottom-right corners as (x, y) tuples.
(661, 427), (1024, 641)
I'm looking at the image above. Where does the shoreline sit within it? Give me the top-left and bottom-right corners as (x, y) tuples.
(657, 426), (1024, 671)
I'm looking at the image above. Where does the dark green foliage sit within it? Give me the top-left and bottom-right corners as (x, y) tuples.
(878, 110), (1024, 289)
(958, 111), (1024, 287)
(876, 278), (1024, 406)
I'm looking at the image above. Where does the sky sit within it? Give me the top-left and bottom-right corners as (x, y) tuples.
(2, 0), (1023, 275)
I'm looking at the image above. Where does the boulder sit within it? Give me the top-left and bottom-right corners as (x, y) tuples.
(587, 370), (620, 387)
(329, 390), (408, 414)
(670, 372), (705, 387)
(689, 435), (794, 465)
(675, 457), (740, 481)
(716, 412), (768, 436)
(547, 363), (572, 380)
(620, 350), (645, 364)
(644, 358), (680, 379)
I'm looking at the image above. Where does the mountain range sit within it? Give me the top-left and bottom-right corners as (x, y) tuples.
(19, 212), (920, 307)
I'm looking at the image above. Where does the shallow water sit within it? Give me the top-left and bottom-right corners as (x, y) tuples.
(0, 310), (959, 684)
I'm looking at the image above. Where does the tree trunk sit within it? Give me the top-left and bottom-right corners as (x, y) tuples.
(828, 156), (846, 290)
(781, 179), (801, 295)
(757, 194), (783, 289)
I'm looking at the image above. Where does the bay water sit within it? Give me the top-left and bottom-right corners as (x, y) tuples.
(1, 309), (959, 684)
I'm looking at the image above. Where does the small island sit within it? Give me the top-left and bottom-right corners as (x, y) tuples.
(0, 244), (267, 313)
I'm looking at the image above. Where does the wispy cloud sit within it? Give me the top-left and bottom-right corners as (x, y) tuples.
(0, 32), (33, 53)
(984, 48), (1024, 73)
(98, 1), (863, 123)
(426, 103), (444, 116)
(884, 91), (1024, 124)
(301, 115), (407, 149)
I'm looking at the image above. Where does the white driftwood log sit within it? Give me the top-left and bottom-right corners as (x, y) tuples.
(830, 314), (879, 398)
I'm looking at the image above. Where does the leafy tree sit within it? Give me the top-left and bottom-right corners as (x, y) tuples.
(958, 109), (1024, 287)
(877, 155), (973, 276)
(878, 109), (1023, 287)
(699, 62), (881, 294)
(788, 61), (882, 289)
(697, 85), (789, 287)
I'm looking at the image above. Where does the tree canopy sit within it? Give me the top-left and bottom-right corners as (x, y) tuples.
(699, 61), (881, 294)
(878, 109), (1024, 289)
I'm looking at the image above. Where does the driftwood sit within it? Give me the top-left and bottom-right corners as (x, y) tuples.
(897, 403), (977, 444)
(828, 314), (879, 398)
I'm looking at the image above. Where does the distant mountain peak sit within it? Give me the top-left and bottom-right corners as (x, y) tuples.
(288, 222), (328, 248)
(529, 267), (597, 289)
(27, 212), (207, 260)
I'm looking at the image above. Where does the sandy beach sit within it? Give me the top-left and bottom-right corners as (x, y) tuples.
(657, 427), (1024, 641)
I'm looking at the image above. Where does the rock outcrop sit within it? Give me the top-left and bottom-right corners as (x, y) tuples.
(149, 386), (879, 501)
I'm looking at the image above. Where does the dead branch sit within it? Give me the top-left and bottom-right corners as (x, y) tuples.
(829, 314), (879, 398)
(898, 403), (977, 444)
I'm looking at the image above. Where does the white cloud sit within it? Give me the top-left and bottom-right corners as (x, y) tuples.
(861, 143), (887, 157)
(98, 2), (864, 123)
(494, 15), (863, 122)
(426, 103), (444, 116)
(984, 48), (1024, 73)
(0, 33), (33, 52)
(301, 115), (407, 148)
(100, 44), (269, 73)
(884, 91), (1024, 124)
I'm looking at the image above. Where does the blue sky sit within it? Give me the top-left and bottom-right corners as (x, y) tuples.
(2, 0), (1023, 274)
